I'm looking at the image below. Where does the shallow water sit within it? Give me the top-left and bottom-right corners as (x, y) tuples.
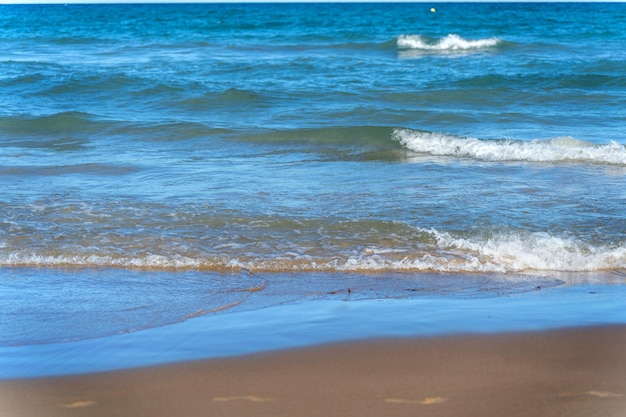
(2, 281), (626, 378)
(2, 266), (570, 346)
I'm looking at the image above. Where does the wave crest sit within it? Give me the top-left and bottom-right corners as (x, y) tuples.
(397, 34), (501, 51)
(392, 129), (626, 166)
(427, 228), (626, 273)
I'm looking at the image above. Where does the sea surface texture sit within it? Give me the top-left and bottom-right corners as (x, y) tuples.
(1, 3), (625, 344)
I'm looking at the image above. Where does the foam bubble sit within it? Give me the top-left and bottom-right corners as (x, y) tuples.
(392, 129), (626, 166)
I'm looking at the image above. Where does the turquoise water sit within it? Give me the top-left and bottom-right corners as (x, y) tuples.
(1, 3), (626, 346)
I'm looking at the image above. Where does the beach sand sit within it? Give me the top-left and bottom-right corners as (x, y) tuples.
(2, 325), (625, 417)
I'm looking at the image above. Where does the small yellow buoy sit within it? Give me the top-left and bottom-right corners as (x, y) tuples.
(430, 7), (437, 13)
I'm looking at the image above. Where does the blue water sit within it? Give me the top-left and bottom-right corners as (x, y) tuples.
(4, 283), (626, 378)
(1, 3), (625, 346)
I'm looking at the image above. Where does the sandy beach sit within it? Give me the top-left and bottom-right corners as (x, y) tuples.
(2, 325), (625, 417)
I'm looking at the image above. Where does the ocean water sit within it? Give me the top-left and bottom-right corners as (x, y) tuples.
(1, 2), (626, 346)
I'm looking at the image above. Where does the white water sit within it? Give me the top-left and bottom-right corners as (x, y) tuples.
(397, 34), (502, 50)
(393, 129), (626, 166)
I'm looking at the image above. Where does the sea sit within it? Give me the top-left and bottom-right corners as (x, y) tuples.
(1, 2), (626, 350)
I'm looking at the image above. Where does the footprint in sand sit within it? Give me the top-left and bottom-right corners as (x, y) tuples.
(58, 400), (98, 408)
(213, 395), (275, 403)
(386, 397), (448, 405)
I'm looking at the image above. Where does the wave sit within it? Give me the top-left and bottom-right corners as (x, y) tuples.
(397, 34), (502, 51)
(424, 228), (626, 273)
(0, 226), (626, 345)
(238, 126), (396, 147)
(231, 126), (409, 162)
(0, 112), (102, 151)
(392, 129), (626, 166)
(227, 34), (502, 56)
(450, 72), (626, 90)
(0, 112), (231, 147)
(0, 111), (99, 137)
(178, 87), (268, 110)
(2, 227), (623, 274)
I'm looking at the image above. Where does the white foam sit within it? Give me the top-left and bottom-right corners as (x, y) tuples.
(392, 129), (626, 166)
(397, 34), (501, 51)
(425, 228), (626, 273)
(3, 252), (204, 270)
(2, 228), (624, 274)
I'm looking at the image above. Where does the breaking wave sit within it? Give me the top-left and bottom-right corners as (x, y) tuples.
(424, 228), (626, 273)
(2, 228), (624, 274)
(392, 129), (626, 166)
(397, 34), (502, 51)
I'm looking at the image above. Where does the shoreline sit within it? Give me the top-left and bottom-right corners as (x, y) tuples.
(2, 277), (626, 379)
(2, 275), (626, 416)
(2, 325), (625, 417)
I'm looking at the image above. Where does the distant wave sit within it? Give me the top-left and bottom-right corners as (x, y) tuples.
(392, 129), (626, 166)
(397, 34), (502, 51)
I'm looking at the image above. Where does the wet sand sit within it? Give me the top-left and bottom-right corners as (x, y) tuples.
(2, 325), (625, 417)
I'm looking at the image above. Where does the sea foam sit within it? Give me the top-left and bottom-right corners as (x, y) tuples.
(424, 228), (626, 273)
(2, 229), (624, 273)
(397, 34), (501, 51)
(392, 129), (626, 166)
